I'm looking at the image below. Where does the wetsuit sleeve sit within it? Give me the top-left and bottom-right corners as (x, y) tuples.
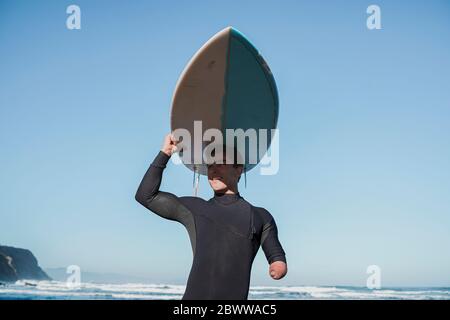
(135, 151), (193, 226)
(261, 215), (287, 264)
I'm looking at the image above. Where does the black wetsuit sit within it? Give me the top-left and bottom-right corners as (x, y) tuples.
(135, 151), (287, 300)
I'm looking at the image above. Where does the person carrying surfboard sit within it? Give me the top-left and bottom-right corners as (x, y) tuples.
(135, 133), (287, 300)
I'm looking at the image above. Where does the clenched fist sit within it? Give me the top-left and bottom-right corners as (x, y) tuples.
(161, 133), (179, 156)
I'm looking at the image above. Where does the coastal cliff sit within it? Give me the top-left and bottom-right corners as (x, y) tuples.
(0, 245), (51, 282)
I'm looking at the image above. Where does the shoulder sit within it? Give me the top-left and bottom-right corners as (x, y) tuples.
(250, 204), (275, 225)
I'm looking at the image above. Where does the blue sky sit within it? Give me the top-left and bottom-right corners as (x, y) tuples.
(1, 0), (449, 287)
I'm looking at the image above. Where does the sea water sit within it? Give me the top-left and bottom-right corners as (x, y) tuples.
(0, 281), (449, 300)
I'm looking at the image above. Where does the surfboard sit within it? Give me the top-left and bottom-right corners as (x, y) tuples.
(170, 26), (279, 175)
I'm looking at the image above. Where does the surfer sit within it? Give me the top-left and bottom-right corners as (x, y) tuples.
(135, 133), (287, 300)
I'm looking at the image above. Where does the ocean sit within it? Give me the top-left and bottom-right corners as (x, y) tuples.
(0, 281), (449, 300)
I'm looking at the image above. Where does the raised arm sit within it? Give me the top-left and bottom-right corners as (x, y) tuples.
(135, 134), (192, 224)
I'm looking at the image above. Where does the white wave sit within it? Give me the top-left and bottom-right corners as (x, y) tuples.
(111, 293), (182, 300)
(1, 281), (449, 300)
